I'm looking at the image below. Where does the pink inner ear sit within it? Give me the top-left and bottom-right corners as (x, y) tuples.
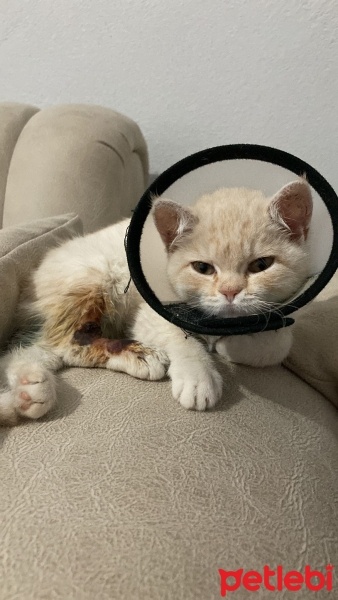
(270, 181), (313, 240)
(152, 199), (197, 250)
(153, 200), (181, 248)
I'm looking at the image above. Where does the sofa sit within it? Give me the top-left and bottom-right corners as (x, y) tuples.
(0, 103), (337, 600)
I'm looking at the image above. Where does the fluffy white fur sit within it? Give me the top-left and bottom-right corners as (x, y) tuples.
(0, 181), (312, 425)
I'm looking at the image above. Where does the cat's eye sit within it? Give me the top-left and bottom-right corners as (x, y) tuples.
(191, 261), (216, 275)
(248, 256), (275, 273)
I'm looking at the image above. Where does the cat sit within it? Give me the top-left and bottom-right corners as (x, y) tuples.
(0, 179), (312, 425)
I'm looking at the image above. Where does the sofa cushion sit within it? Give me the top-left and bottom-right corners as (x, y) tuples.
(0, 213), (82, 347)
(1, 104), (149, 233)
(285, 273), (338, 408)
(0, 103), (39, 227)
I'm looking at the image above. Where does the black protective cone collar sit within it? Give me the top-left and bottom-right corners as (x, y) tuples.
(126, 144), (338, 336)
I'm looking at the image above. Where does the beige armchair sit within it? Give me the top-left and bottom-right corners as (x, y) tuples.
(0, 103), (336, 600)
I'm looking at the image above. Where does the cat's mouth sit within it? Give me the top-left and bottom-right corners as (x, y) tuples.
(212, 304), (250, 318)
(190, 301), (252, 319)
(181, 291), (283, 319)
(196, 298), (280, 319)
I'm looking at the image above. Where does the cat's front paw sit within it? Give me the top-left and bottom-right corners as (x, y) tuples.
(170, 364), (223, 411)
(13, 369), (57, 420)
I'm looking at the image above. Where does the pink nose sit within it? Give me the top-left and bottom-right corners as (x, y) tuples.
(220, 287), (242, 303)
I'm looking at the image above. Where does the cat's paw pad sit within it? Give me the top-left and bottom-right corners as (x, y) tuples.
(172, 368), (223, 411)
(13, 371), (56, 419)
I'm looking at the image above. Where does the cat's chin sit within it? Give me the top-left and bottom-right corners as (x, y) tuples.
(211, 305), (248, 318)
(198, 301), (266, 319)
(196, 303), (251, 319)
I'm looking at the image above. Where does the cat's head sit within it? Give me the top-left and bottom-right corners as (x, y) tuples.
(152, 181), (313, 317)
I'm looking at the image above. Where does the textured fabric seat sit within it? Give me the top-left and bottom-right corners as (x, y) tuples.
(0, 103), (337, 600)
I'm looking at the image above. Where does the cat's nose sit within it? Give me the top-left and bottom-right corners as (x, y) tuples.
(220, 287), (242, 303)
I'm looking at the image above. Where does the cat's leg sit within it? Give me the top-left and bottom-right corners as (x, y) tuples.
(215, 327), (293, 367)
(36, 287), (168, 381)
(0, 345), (62, 426)
(61, 326), (168, 381)
(130, 304), (223, 410)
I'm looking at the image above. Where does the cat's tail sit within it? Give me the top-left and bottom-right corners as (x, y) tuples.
(0, 345), (63, 426)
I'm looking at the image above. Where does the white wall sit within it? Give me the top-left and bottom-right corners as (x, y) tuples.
(1, 0), (338, 188)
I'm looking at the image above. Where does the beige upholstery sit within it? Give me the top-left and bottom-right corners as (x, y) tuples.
(0, 103), (40, 226)
(0, 213), (82, 347)
(0, 103), (337, 600)
(0, 103), (148, 233)
(286, 275), (338, 408)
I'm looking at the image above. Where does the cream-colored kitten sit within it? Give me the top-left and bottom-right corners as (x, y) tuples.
(0, 180), (312, 425)
(153, 180), (312, 366)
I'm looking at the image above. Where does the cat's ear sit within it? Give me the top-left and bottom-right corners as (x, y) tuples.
(268, 179), (313, 240)
(152, 198), (198, 251)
